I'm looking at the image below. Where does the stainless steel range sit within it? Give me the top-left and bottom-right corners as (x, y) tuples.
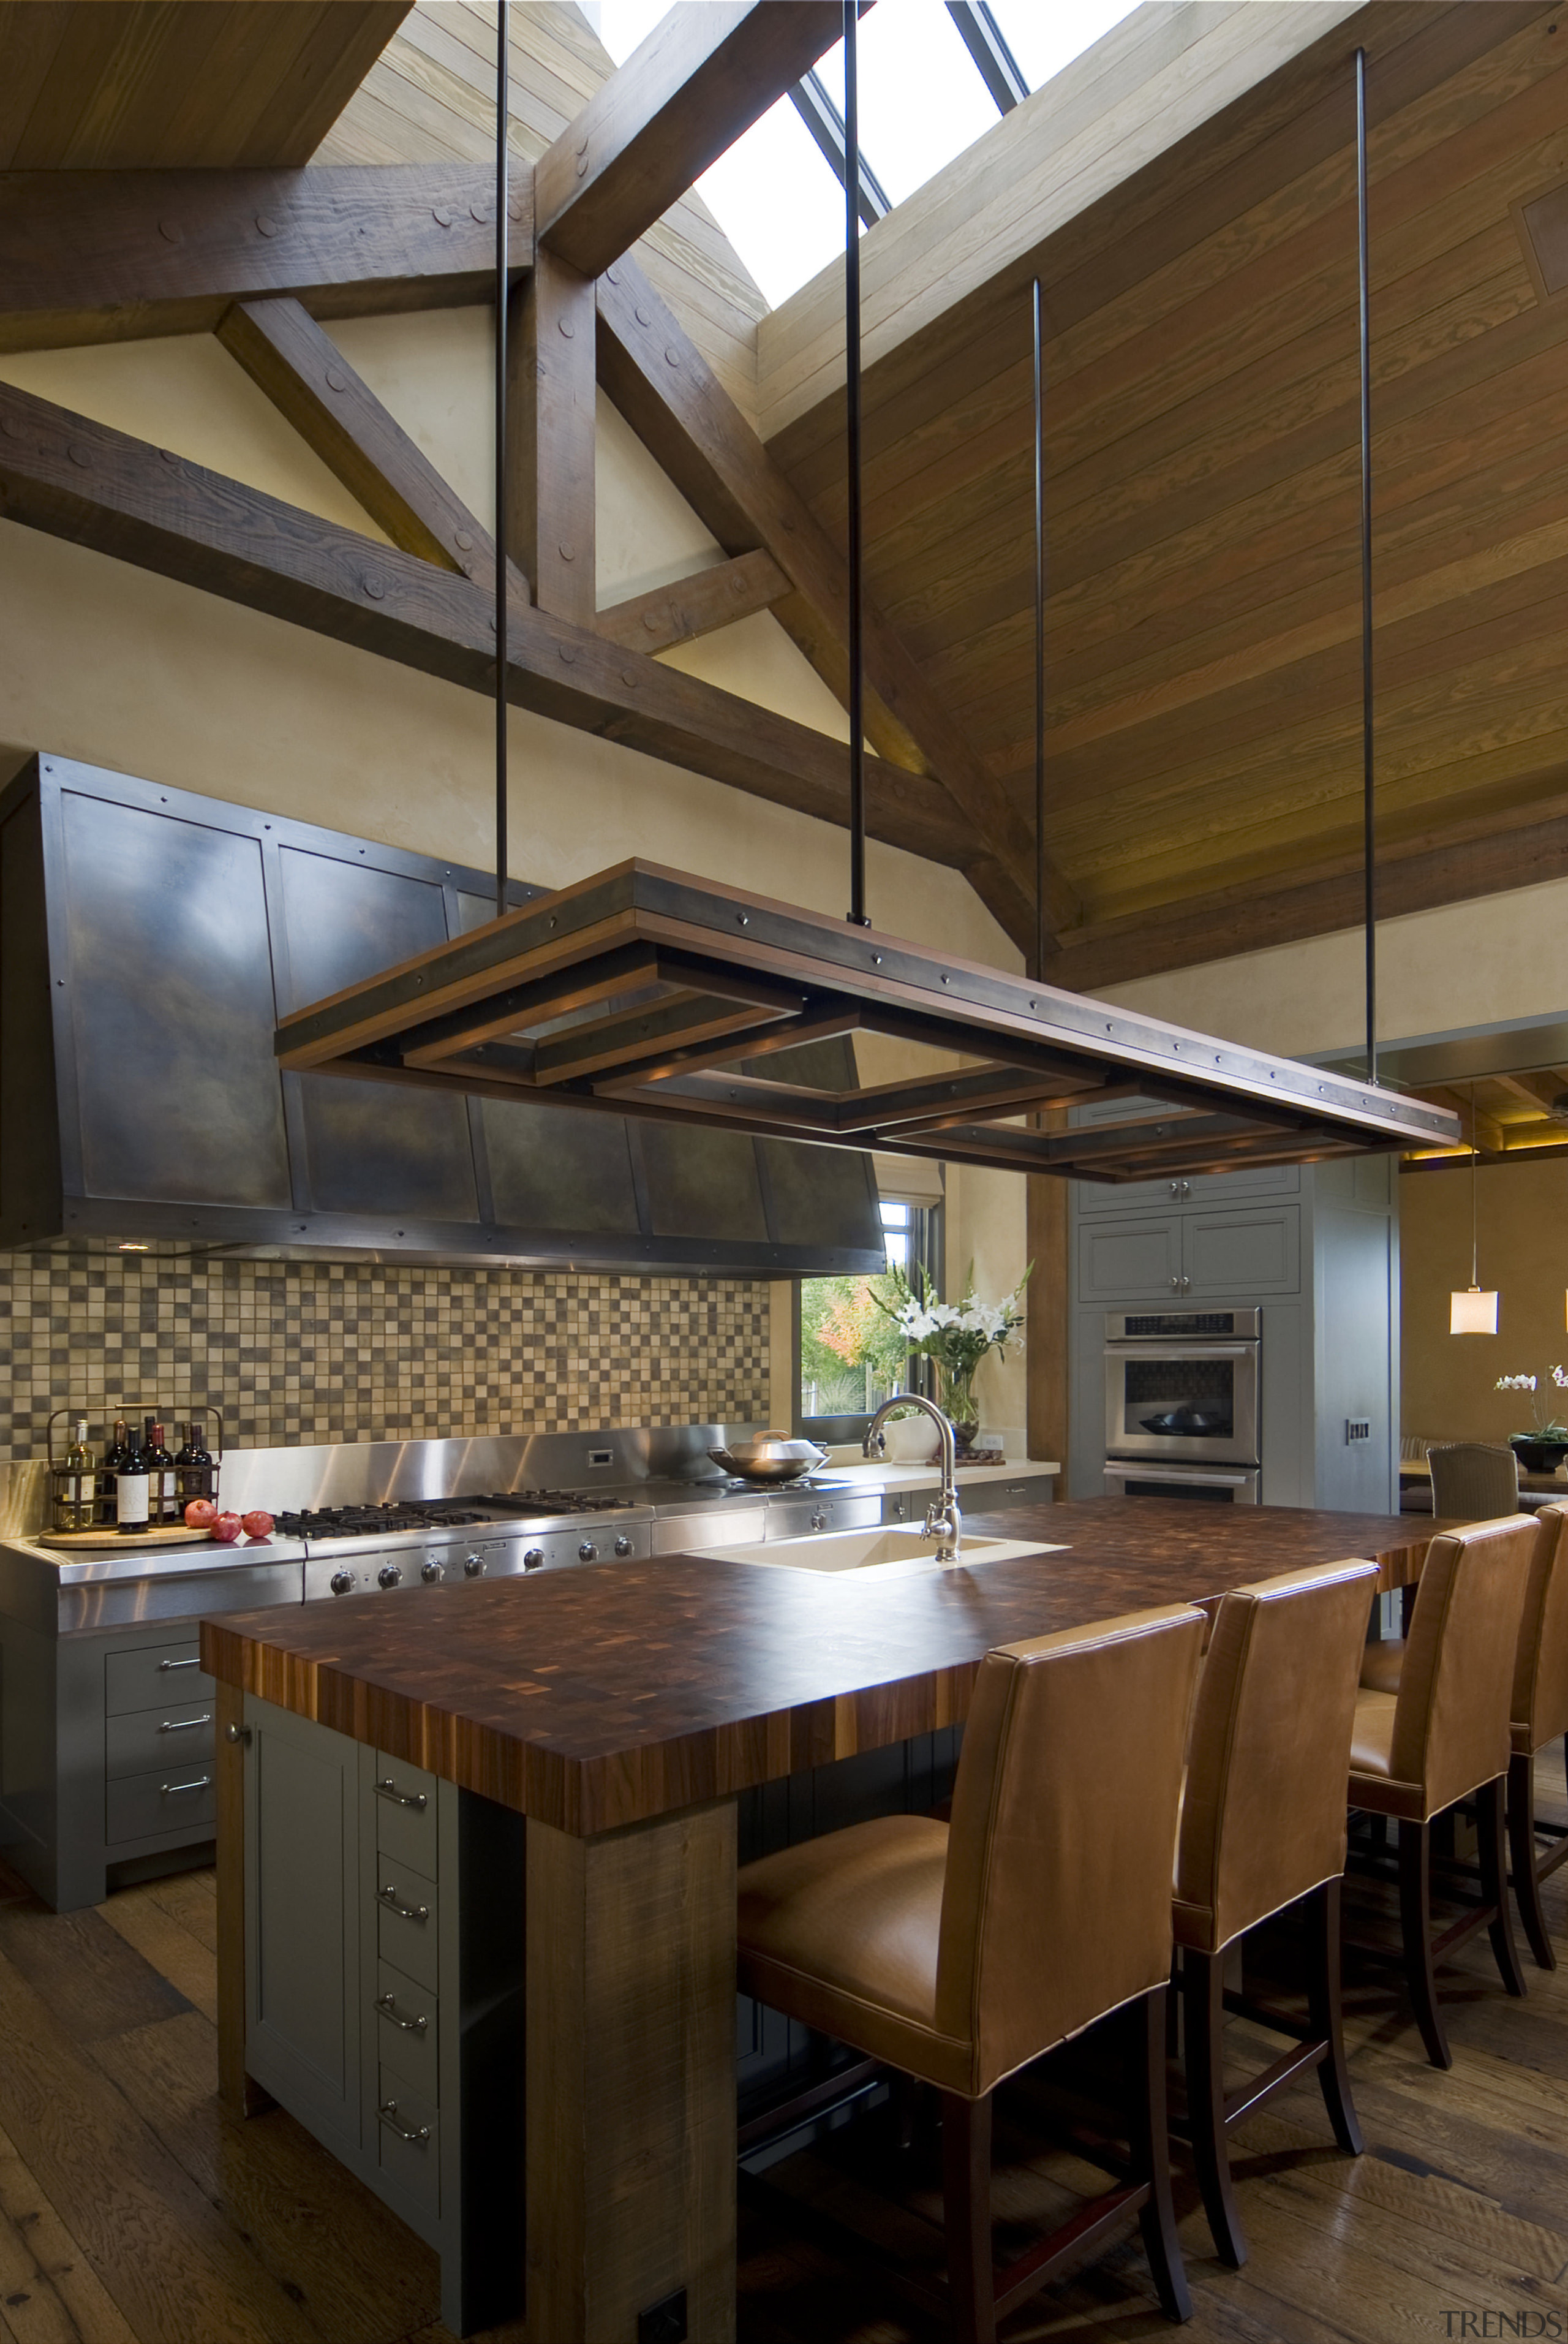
(0, 1427), (881, 1910)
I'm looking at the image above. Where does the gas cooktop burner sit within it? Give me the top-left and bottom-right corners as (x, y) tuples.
(487, 1489), (640, 1516)
(273, 1500), (492, 1540)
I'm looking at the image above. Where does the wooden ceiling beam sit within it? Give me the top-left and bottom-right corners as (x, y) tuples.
(597, 550), (791, 654)
(597, 257), (1076, 957)
(216, 295), (513, 594)
(1420, 1087), (1507, 1158)
(535, 1), (845, 279)
(1494, 1070), (1568, 1117)
(0, 162), (531, 355)
(0, 376), (975, 879)
(508, 248), (597, 627)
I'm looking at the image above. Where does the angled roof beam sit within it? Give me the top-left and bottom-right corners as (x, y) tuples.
(535, 1), (848, 279)
(217, 295), (519, 598)
(597, 256), (1076, 956)
(597, 550), (791, 654)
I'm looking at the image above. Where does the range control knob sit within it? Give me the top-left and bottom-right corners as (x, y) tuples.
(464, 1553), (486, 1578)
(613, 1535), (632, 1557)
(420, 1559), (444, 1584)
(330, 1568), (355, 1596)
(811, 1510), (828, 1533)
(578, 1540), (597, 1562)
(377, 1563), (403, 1590)
(522, 1548), (545, 1571)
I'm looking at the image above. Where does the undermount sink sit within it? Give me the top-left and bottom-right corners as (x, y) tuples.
(703, 1524), (1064, 1578)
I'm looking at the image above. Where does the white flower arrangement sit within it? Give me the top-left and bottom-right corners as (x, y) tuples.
(872, 1260), (1031, 1377)
(1496, 1366), (1568, 1435)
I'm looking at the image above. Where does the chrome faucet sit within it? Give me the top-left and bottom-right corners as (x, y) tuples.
(864, 1395), (962, 1565)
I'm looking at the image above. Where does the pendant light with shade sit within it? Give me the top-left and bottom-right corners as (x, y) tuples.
(270, 32), (1461, 1184)
(1450, 1083), (1498, 1334)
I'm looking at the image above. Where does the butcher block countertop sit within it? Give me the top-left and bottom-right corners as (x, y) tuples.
(201, 1497), (1443, 1839)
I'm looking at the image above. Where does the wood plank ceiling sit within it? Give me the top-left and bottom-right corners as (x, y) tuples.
(761, 1), (1568, 991)
(0, 1), (411, 167)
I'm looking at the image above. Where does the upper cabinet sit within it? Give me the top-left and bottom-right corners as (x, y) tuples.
(0, 755), (886, 1276)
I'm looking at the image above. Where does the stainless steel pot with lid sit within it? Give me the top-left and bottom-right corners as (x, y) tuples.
(707, 1432), (829, 1483)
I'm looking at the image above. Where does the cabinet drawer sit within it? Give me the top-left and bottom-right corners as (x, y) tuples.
(105, 1639), (214, 1717)
(372, 1754), (438, 1875)
(376, 2070), (439, 2214)
(375, 1959), (439, 2103)
(106, 1761), (216, 1845)
(106, 1701), (215, 1781)
(375, 1859), (438, 1992)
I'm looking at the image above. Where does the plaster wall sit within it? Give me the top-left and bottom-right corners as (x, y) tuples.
(0, 313), (1029, 1416)
(1400, 1159), (1568, 1447)
(1096, 882), (1568, 1062)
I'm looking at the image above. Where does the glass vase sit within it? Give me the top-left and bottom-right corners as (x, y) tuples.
(934, 1359), (981, 1456)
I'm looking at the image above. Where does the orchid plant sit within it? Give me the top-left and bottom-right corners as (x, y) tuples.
(1496, 1366), (1568, 1436)
(870, 1259), (1032, 1444)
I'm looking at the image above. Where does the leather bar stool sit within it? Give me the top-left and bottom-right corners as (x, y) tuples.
(1348, 1516), (1535, 2067)
(1173, 1556), (1379, 2268)
(736, 1605), (1206, 2344)
(1363, 1505), (1568, 1971)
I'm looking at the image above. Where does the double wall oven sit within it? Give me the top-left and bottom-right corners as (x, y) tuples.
(1102, 1308), (1261, 1503)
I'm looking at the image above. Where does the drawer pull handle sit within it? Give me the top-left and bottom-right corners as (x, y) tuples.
(159, 1713), (212, 1733)
(378, 1885), (429, 1922)
(377, 2100), (430, 2144)
(158, 1657), (201, 1672)
(160, 1775), (212, 1796)
(374, 1778), (429, 1812)
(375, 1992), (428, 2035)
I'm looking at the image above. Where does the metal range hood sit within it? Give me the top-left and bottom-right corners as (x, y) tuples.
(0, 755), (887, 1275)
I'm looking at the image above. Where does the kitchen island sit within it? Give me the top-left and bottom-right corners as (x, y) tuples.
(203, 1497), (1443, 2342)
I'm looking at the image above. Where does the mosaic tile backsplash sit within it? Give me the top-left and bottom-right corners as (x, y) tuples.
(0, 1251), (770, 1457)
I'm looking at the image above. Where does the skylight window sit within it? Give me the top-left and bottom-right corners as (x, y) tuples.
(586, 0), (1143, 309)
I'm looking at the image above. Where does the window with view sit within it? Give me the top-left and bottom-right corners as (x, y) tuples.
(797, 1200), (938, 1437)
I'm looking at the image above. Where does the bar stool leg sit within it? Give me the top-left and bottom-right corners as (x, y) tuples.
(1306, 1878), (1363, 2155)
(1507, 1749), (1556, 1972)
(940, 2089), (995, 2344)
(1477, 1775), (1527, 1998)
(1398, 1818), (1450, 2070)
(1133, 1987), (1194, 2319)
(1181, 1949), (1246, 2267)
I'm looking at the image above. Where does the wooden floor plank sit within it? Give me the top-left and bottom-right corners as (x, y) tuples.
(0, 2119), (139, 2344)
(92, 2009), (440, 2344)
(0, 1907), (189, 2046)
(98, 1889), (218, 2025)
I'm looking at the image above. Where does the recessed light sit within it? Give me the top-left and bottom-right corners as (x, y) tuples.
(117, 1242), (150, 1253)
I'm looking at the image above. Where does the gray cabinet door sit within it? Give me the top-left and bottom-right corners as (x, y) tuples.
(1077, 1216), (1183, 1301)
(244, 1696), (362, 2159)
(1182, 1208), (1300, 1297)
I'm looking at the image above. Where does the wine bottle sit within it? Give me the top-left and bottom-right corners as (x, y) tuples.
(64, 1418), (96, 1532)
(99, 1416), (128, 1528)
(116, 1426), (150, 1535)
(175, 1421), (214, 1504)
(145, 1419), (176, 1523)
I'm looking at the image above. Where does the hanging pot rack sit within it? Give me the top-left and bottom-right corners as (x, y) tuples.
(274, 22), (1461, 1185)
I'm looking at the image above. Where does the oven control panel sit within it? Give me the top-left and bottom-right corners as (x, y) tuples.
(306, 1519), (653, 1598)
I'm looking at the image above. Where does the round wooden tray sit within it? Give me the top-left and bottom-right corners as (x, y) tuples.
(39, 1524), (216, 1551)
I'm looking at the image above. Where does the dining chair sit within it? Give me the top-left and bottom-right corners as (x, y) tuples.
(1427, 1443), (1520, 1521)
(1365, 1505), (1568, 1970)
(736, 1604), (1206, 2344)
(1348, 1516), (1535, 2066)
(1174, 1556), (1379, 2266)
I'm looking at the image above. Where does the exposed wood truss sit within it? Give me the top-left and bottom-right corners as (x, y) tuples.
(0, 163), (532, 353)
(597, 550), (791, 654)
(535, 2), (843, 279)
(217, 294), (517, 596)
(597, 257), (1077, 950)
(0, 376), (970, 874)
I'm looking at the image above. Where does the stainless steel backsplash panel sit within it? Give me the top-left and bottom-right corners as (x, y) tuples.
(216, 1424), (760, 1514)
